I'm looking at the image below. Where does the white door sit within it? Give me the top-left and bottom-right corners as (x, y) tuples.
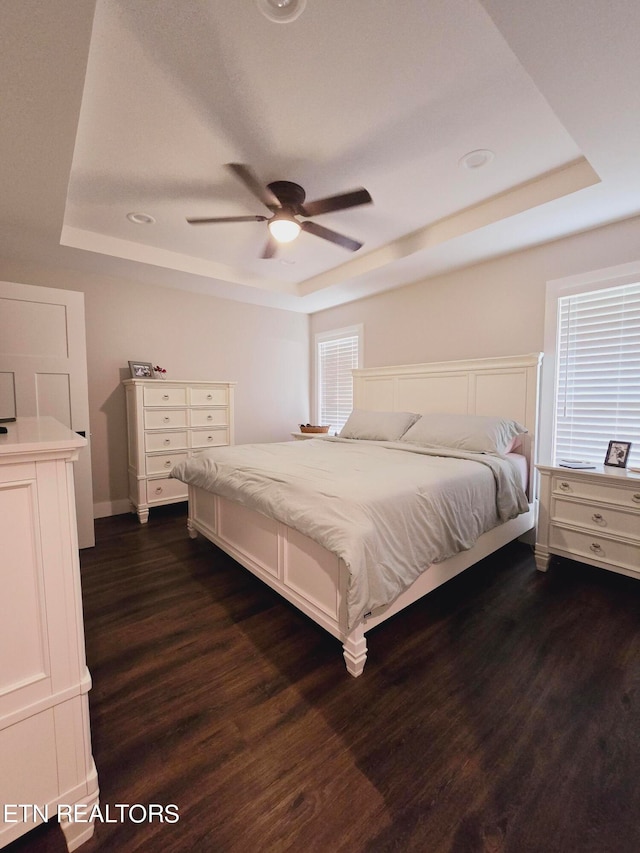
(0, 281), (95, 548)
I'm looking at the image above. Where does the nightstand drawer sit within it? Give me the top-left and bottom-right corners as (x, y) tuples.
(549, 526), (640, 573)
(146, 452), (189, 475)
(552, 497), (640, 541)
(145, 430), (188, 452)
(143, 386), (187, 407)
(146, 477), (188, 504)
(552, 475), (640, 509)
(191, 428), (229, 448)
(190, 387), (228, 406)
(144, 409), (188, 429)
(190, 408), (228, 427)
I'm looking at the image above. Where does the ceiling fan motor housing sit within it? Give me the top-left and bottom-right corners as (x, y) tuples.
(267, 181), (306, 213)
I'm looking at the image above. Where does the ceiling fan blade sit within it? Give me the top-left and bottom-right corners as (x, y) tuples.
(186, 215), (268, 224)
(300, 188), (372, 218)
(226, 163), (280, 211)
(261, 237), (278, 259)
(301, 220), (363, 252)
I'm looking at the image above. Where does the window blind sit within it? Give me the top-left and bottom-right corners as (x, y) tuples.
(318, 333), (359, 433)
(555, 281), (640, 466)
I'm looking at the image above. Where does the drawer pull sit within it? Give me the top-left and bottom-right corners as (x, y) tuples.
(207, 414), (213, 421)
(206, 393), (213, 400)
(589, 542), (603, 553)
(162, 394), (169, 401)
(155, 486), (163, 495)
(163, 416), (170, 423)
(633, 494), (640, 503)
(592, 513), (603, 522)
(558, 481), (570, 490)
(164, 439), (171, 446)
(207, 435), (214, 442)
(164, 460), (172, 468)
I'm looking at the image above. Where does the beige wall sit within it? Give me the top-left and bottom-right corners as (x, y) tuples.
(0, 259), (309, 517)
(310, 215), (640, 370)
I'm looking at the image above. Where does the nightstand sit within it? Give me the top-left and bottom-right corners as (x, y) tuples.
(535, 464), (640, 578)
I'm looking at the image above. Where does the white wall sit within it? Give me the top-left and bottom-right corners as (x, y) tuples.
(0, 258), (309, 518)
(310, 215), (640, 370)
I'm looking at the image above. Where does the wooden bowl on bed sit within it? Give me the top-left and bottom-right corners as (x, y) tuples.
(299, 425), (331, 434)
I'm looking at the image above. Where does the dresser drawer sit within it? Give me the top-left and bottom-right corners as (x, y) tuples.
(190, 387), (228, 406)
(190, 408), (228, 427)
(146, 477), (188, 504)
(552, 474), (640, 509)
(143, 386), (188, 407)
(145, 430), (188, 452)
(191, 428), (229, 448)
(549, 525), (640, 573)
(551, 497), (640, 541)
(146, 451), (189, 475)
(144, 408), (188, 429)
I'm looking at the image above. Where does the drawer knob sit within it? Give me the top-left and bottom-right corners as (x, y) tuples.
(207, 394), (213, 400)
(164, 438), (171, 445)
(633, 494), (640, 503)
(155, 486), (163, 495)
(559, 481), (570, 490)
(162, 394), (169, 400)
(207, 414), (213, 421)
(590, 542), (603, 553)
(164, 460), (172, 468)
(207, 435), (214, 441)
(592, 513), (603, 523)
(163, 416), (170, 423)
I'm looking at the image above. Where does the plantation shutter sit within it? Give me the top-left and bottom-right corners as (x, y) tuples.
(318, 333), (359, 433)
(555, 282), (640, 466)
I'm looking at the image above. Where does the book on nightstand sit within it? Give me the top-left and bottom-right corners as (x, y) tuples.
(558, 459), (596, 469)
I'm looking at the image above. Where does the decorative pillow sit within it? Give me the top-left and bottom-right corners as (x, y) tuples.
(339, 409), (422, 441)
(400, 412), (528, 454)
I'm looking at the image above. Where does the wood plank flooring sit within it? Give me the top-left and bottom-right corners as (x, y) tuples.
(6, 504), (640, 853)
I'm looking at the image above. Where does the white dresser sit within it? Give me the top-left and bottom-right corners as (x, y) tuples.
(0, 417), (98, 851)
(535, 464), (640, 578)
(124, 379), (235, 523)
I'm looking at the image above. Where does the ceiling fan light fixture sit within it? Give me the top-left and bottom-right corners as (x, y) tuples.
(257, 0), (306, 24)
(268, 214), (301, 243)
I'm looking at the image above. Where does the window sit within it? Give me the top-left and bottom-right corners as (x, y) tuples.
(551, 278), (640, 468)
(315, 325), (363, 434)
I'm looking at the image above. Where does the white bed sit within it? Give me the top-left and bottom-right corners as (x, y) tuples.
(176, 353), (542, 676)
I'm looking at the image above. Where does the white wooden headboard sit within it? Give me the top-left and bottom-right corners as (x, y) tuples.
(353, 353), (543, 501)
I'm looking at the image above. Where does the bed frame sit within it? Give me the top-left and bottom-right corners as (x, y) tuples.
(186, 353), (542, 676)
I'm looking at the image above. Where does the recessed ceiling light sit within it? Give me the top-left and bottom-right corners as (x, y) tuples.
(257, 0), (306, 23)
(126, 212), (156, 225)
(459, 149), (495, 170)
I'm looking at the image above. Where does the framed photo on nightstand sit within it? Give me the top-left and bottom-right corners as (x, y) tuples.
(604, 440), (631, 468)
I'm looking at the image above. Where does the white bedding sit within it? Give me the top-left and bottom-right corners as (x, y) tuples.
(171, 438), (529, 628)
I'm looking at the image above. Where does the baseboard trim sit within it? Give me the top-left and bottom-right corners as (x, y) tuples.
(94, 499), (131, 519)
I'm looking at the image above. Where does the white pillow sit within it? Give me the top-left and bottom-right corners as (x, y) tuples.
(339, 409), (421, 441)
(400, 412), (527, 454)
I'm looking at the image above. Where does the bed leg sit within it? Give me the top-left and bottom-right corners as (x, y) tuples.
(187, 518), (198, 539)
(343, 627), (367, 677)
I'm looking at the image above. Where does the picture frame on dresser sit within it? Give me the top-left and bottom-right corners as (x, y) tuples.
(128, 360), (154, 379)
(604, 440), (631, 468)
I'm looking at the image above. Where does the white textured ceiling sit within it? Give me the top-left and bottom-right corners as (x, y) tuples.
(2, 0), (640, 312)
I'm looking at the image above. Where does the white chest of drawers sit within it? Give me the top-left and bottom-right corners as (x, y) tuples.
(535, 464), (640, 578)
(0, 417), (98, 851)
(124, 379), (235, 523)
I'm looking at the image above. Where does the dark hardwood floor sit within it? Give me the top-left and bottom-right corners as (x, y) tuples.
(6, 505), (640, 853)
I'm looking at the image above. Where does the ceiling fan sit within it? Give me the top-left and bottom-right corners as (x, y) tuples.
(186, 163), (373, 259)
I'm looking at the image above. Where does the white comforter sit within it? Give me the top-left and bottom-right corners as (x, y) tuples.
(171, 438), (529, 628)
